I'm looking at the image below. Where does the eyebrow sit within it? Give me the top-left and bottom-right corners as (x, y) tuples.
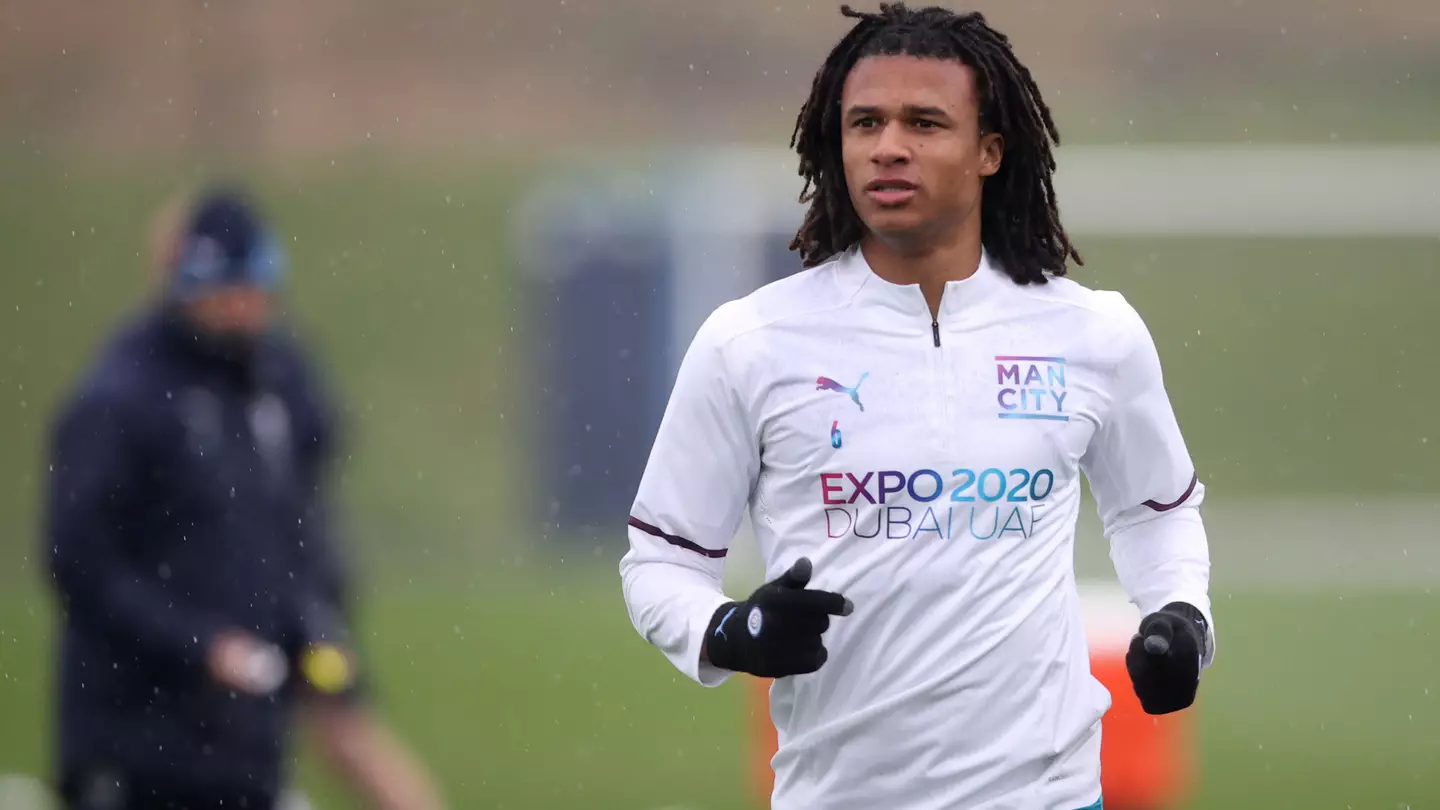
(846, 104), (952, 119)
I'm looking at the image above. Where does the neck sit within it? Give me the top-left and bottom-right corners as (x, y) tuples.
(858, 219), (982, 317)
(158, 305), (262, 375)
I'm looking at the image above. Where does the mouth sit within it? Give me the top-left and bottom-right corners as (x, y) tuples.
(863, 178), (918, 206)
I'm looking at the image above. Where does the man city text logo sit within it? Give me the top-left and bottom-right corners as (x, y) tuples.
(995, 356), (1068, 421)
(816, 373), (868, 412)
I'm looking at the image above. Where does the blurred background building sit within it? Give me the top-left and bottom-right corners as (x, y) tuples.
(1, 1), (1437, 807)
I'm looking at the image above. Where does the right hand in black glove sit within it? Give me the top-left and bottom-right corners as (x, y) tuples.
(703, 557), (853, 678)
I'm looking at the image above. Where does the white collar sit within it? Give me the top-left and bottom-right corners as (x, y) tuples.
(834, 243), (1008, 321)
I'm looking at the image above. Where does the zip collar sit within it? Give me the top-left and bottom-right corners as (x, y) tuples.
(835, 243), (1007, 324)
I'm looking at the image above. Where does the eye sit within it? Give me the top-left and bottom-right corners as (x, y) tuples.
(852, 116), (878, 129)
(914, 118), (941, 129)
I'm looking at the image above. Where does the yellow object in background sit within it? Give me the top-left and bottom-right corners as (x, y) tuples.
(301, 644), (352, 694)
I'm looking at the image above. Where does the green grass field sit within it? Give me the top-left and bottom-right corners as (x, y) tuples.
(2, 575), (1436, 809)
(1, 159), (1436, 808)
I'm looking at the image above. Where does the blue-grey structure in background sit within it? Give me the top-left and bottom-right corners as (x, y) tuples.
(516, 171), (677, 550)
(514, 151), (809, 551)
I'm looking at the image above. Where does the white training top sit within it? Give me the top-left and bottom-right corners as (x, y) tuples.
(620, 246), (1215, 810)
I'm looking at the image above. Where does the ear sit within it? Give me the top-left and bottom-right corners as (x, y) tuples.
(979, 132), (1004, 178)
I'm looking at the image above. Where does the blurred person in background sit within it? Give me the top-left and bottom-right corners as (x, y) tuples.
(42, 187), (447, 810)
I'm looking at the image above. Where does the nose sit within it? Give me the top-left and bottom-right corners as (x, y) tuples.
(870, 121), (911, 165)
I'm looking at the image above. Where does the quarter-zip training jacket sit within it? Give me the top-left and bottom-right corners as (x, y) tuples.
(621, 247), (1215, 810)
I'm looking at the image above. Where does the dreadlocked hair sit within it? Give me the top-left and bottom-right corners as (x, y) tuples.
(787, 3), (1081, 284)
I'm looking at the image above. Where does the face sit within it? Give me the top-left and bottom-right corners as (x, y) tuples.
(184, 286), (273, 337)
(840, 54), (1003, 247)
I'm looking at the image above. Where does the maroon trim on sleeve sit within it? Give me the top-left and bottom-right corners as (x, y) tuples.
(628, 516), (728, 558)
(1143, 472), (1199, 512)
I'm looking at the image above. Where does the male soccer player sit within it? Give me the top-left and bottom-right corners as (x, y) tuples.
(619, 5), (1215, 809)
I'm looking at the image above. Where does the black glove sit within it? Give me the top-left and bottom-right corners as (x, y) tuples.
(704, 557), (853, 678)
(1126, 601), (1209, 715)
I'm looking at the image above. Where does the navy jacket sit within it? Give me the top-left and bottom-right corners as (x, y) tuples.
(43, 305), (356, 797)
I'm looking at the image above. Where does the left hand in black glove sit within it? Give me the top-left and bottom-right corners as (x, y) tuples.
(1126, 601), (1209, 715)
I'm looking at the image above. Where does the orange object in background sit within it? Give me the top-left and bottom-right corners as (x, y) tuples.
(747, 675), (780, 806)
(744, 584), (1197, 810)
(1089, 647), (1194, 809)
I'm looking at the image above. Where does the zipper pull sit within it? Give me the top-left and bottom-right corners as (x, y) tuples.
(932, 320), (941, 347)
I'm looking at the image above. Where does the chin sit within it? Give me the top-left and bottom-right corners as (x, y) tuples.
(861, 209), (933, 243)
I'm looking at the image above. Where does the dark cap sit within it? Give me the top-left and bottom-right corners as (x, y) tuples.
(168, 188), (286, 301)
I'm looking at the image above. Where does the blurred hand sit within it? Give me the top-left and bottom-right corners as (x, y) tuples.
(208, 629), (289, 695)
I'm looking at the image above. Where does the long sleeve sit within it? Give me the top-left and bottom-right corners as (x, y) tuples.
(45, 390), (228, 674)
(1080, 297), (1216, 668)
(290, 496), (370, 704)
(292, 489), (352, 644)
(620, 305), (760, 687)
(278, 343), (369, 702)
(289, 359), (353, 643)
